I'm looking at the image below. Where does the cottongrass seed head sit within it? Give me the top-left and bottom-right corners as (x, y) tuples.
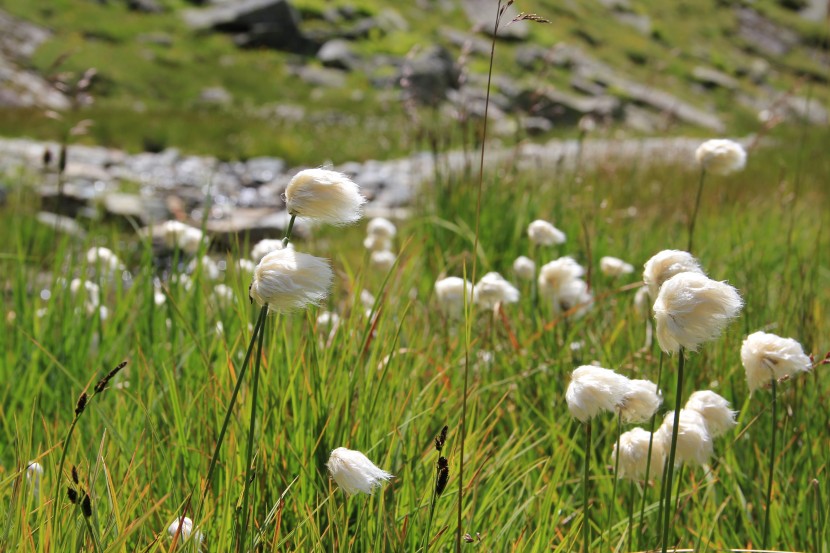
(528, 219), (566, 246)
(249, 248), (333, 313)
(653, 272), (743, 354)
(741, 331), (812, 393)
(285, 168), (367, 225)
(251, 238), (292, 263)
(619, 379), (662, 423)
(566, 365), (631, 423)
(370, 250), (397, 272)
(685, 390), (737, 438)
(695, 139), (747, 176)
(512, 255), (536, 281)
(167, 516), (204, 546)
(434, 276), (474, 318)
(600, 256), (634, 277)
(473, 272), (520, 310)
(655, 409), (713, 467)
(612, 427), (666, 481)
(366, 217), (397, 239)
(643, 249), (705, 300)
(159, 220), (205, 254)
(327, 447), (393, 495)
(85, 247), (124, 275)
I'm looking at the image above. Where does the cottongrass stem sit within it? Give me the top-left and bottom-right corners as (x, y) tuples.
(660, 347), (685, 553)
(582, 420), (592, 553)
(762, 377), (777, 549)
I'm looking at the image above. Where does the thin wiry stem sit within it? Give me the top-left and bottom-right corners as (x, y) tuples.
(639, 350), (664, 548)
(762, 377), (777, 549)
(687, 167), (706, 253)
(661, 347), (685, 553)
(456, 2), (503, 551)
(583, 421), (592, 553)
(605, 411), (622, 548)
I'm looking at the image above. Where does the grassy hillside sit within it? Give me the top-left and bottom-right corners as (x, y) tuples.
(0, 0), (827, 164)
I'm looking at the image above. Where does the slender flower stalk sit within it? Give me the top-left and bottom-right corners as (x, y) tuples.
(763, 377), (777, 550)
(661, 347), (685, 553)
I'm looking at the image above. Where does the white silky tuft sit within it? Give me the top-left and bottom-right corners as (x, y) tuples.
(528, 219), (566, 246)
(612, 427), (665, 481)
(643, 249), (704, 301)
(600, 256), (634, 277)
(566, 365), (631, 423)
(285, 168), (367, 226)
(655, 409), (713, 467)
(741, 331), (812, 393)
(435, 277), (474, 318)
(684, 390), (737, 438)
(249, 248), (333, 313)
(473, 272), (520, 309)
(327, 447), (393, 495)
(695, 139), (747, 176)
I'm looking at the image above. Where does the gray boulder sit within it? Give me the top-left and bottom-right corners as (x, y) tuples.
(516, 88), (620, 125)
(400, 46), (460, 106)
(317, 39), (360, 70)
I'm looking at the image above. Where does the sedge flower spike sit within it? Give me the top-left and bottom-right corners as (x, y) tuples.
(528, 219), (566, 246)
(612, 428), (666, 481)
(285, 168), (367, 225)
(685, 390), (737, 438)
(473, 272), (520, 309)
(653, 272), (743, 354)
(512, 256), (536, 281)
(741, 331), (812, 393)
(566, 365), (631, 423)
(643, 249), (705, 300)
(600, 256), (634, 277)
(655, 409), (713, 467)
(249, 248), (333, 313)
(327, 447), (393, 495)
(434, 277), (473, 318)
(695, 139), (747, 176)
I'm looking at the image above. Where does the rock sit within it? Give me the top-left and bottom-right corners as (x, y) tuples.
(317, 39), (360, 70)
(295, 65), (346, 88)
(127, 0), (164, 13)
(205, 208), (309, 247)
(516, 87), (620, 125)
(522, 116), (554, 136)
(440, 28), (492, 56)
(461, 0), (529, 40)
(376, 9), (409, 33)
(613, 12), (651, 35)
(736, 8), (799, 56)
(799, 0), (829, 22)
(243, 157), (285, 186)
(36, 212), (87, 238)
(515, 45), (547, 69)
(183, 0), (315, 54)
(400, 46), (460, 106)
(691, 66), (739, 90)
(102, 193), (150, 223)
(785, 95), (829, 125)
(198, 86), (233, 105)
(623, 104), (662, 133)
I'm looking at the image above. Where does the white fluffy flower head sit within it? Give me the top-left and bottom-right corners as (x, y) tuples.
(285, 168), (367, 225)
(600, 256), (634, 277)
(553, 277), (593, 318)
(435, 277), (473, 318)
(249, 248), (333, 313)
(327, 447), (393, 495)
(566, 365), (630, 423)
(367, 217), (397, 239)
(251, 238), (292, 263)
(160, 220), (205, 254)
(86, 247), (123, 275)
(741, 331), (811, 393)
(612, 427), (666, 481)
(538, 256), (585, 295)
(167, 516), (203, 545)
(363, 234), (392, 252)
(653, 272), (743, 354)
(643, 250), (704, 300)
(684, 390), (736, 437)
(695, 139), (747, 176)
(473, 272), (520, 309)
(619, 379), (662, 423)
(370, 250), (396, 272)
(655, 409), (713, 467)
(512, 256), (536, 281)
(528, 219), (566, 246)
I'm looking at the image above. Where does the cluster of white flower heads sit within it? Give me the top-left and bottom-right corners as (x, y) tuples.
(473, 272), (520, 310)
(327, 447), (393, 495)
(538, 257), (592, 318)
(528, 219), (566, 246)
(249, 249), (333, 313)
(653, 272), (743, 354)
(434, 276), (474, 318)
(655, 409), (713, 467)
(158, 220), (205, 254)
(612, 427), (666, 481)
(741, 331), (811, 393)
(566, 366), (661, 423)
(600, 256), (634, 278)
(695, 139), (747, 176)
(251, 239), (292, 263)
(285, 168), (367, 225)
(684, 390), (737, 438)
(364, 217), (398, 272)
(643, 249), (704, 301)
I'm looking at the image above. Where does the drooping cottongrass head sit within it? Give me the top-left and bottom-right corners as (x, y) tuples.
(619, 379), (662, 423)
(566, 365), (631, 423)
(285, 168), (366, 226)
(512, 256), (536, 281)
(655, 409), (713, 467)
(612, 428), (666, 481)
(552, 277), (593, 319)
(695, 139), (747, 176)
(634, 285), (650, 315)
(741, 331), (812, 393)
(434, 276), (474, 318)
(26, 461), (43, 499)
(653, 272), (743, 354)
(367, 217), (397, 239)
(251, 238), (292, 263)
(363, 234), (393, 252)
(85, 247), (123, 275)
(643, 249), (705, 300)
(249, 249), (333, 313)
(538, 256), (585, 295)
(685, 390), (737, 438)
(159, 220), (205, 254)
(528, 219), (566, 246)
(167, 516), (204, 546)
(187, 255), (221, 281)
(326, 447), (393, 495)
(370, 250), (396, 272)
(473, 272), (520, 310)
(600, 256), (634, 277)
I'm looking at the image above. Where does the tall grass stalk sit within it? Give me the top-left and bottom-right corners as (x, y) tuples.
(762, 377), (777, 549)
(687, 168), (706, 253)
(661, 347), (685, 553)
